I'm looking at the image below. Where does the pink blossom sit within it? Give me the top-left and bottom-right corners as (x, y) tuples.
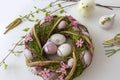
(67, 15), (75, 22)
(41, 68), (50, 79)
(60, 61), (69, 69)
(70, 21), (79, 28)
(58, 74), (64, 80)
(56, 61), (70, 80)
(31, 66), (42, 75)
(56, 67), (66, 75)
(44, 16), (53, 22)
(24, 33), (33, 47)
(76, 39), (84, 47)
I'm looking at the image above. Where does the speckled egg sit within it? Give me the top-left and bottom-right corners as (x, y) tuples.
(81, 50), (92, 66)
(50, 33), (66, 45)
(43, 41), (57, 54)
(24, 49), (33, 60)
(57, 43), (72, 57)
(99, 14), (115, 29)
(67, 58), (74, 68)
(58, 20), (67, 29)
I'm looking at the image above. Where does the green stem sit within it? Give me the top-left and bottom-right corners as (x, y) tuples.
(50, 3), (77, 14)
(105, 48), (120, 57)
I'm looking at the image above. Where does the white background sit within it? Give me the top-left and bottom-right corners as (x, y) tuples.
(0, 0), (120, 80)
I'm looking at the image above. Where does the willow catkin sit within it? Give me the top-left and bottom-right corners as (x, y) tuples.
(4, 18), (22, 34)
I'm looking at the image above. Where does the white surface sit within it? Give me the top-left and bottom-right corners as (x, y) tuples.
(0, 0), (120, 80)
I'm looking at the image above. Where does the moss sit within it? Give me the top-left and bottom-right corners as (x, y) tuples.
(70, 35), (80, 41)
(72, 60), (84, 78)
(65, 60), (84, 79)
(38, 16), (62, 44)
(32, 56), (43, 62)
(27, 36), (41, 55)
(43, 63), (61, 70)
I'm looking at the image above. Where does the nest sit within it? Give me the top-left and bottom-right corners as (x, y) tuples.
(24, 15), (94, 80)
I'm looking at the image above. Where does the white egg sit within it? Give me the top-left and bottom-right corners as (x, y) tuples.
(24, 49), (33, 60)
(58, 20), (67, 29)
(57, 43), (72, 57)
(78, 0), (95, 17)
(50, 33), (66, 45)
(67, 58), (74, 68)
(81, 50), (92, 66)
(99, 14), (115, 29)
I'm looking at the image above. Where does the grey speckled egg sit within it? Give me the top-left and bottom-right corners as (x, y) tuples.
(58, 20), (67, 29)
(67, 58), (74, 68)
(43, 41), (57, 55)
(24, 49), (33, 60)
(81, 50), (92, 66)
(50, 33), (66, 45)
(57, 43), (72, 57)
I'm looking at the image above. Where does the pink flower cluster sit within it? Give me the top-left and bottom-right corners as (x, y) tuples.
(41, 68), (50, 79)
(76, 39), (84, 47)
(67, 15), (79, 28)
(24, 33), (33, 47)
(56, 61), (70, 80)
(44, 16), (53, 22)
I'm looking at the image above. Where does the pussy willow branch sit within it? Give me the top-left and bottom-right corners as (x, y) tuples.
(21, 0), (67, 21)
(0, 38), (23, 65)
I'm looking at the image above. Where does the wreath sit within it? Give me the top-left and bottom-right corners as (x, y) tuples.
(24, 15), (94, 80)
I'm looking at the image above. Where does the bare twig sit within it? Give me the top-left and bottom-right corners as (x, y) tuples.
(0, 38), (24, 65)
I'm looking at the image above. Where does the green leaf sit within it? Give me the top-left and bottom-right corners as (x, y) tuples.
(0, 63), (3, 67)
(35, 19), (39, 22)
(19, 15), (23, 18)
(58, 4), (62, 7)
(21, 36), (25, 39)
(42, 9), (47, 12)
(25, 16), (29, 20)
(4, 63), (8, 69)
(45, 12), (50, 17)
(22, 28), (30, 32)
(59, 9), (65, 14)
(36, 10), (39, 14)
(49, 3), (52, 7)
(31, 14), (35, 18)
(18, 41), (24, 45)
(34, 6), (37, 9)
